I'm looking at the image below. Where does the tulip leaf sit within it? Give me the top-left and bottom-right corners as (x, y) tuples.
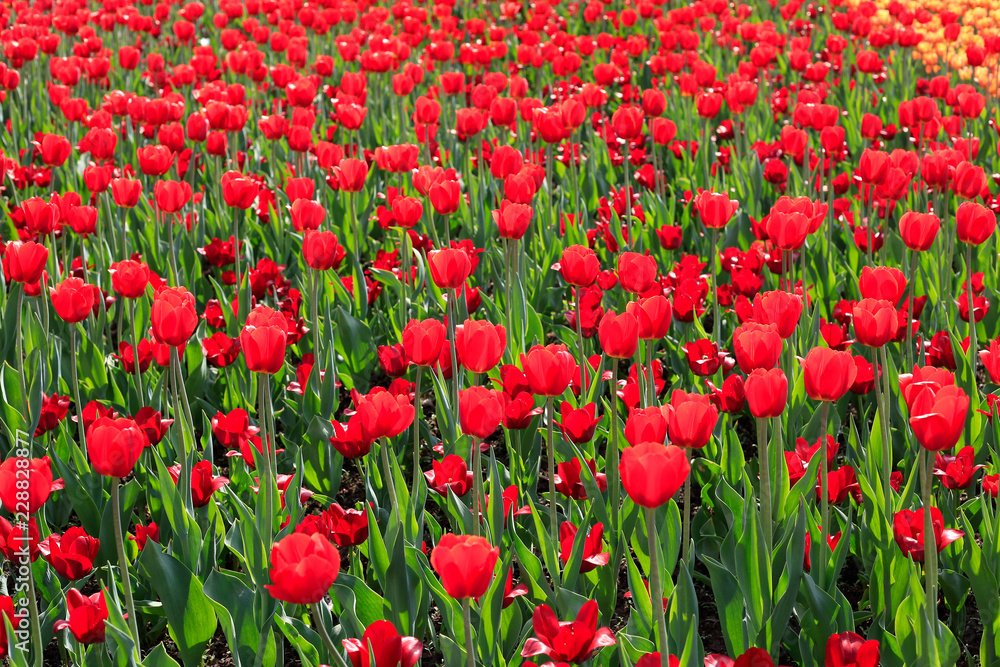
(332, 306), (374, 392)
(701, 554), (748, 657)
(142, 644), (181, 667)
(332, 572), (385, 635)
(274, 615), (323, 667)
(204, 569), (274, 667)
(137, 546), (217, 667)
(668, 558), (701, 667)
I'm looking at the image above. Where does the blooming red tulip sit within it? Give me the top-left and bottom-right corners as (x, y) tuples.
(521, 599), (616, 664)
(109, 260), (149, 298)
(153, 180), (192, 213)
(852, 299), (897, 348)
(627, 296), (672, 340)
(342, 621), (423, 667)
(221, 170), (259, 209)
(802, 347), (857, 402)
(751, 291), (802, 338)
(824, 632), (880, 667)
(459, 387), (506, 440)
(898, 211), (940, 251)
(667, 390), (718, 449)
(0, 456), (62, 515)
(620, 442), (690, 508)
(554, 457), (607, 499)
(598, 310), (639, 359)
(402, 319), (447, 366)
(858, 266), (906, 304)
(559, 521), (610, 573)
(168, 460), (229, 507)
(624, 406), (670, 446)
(908, 384), (969, 451)
(3, 241), (49, 285)
(338, 158), (369, 192)
(617, 252), (657, 294)
(302, 231), (344, 271)
(424, 455), (473, 496)
(151, 286), (198, 347)
(289, 199), (325, 231)
(956, 201), (996, 245)
(455, 319), (506, 373)
(430, 533), (499, 599)
(732, 322), (782, 372)
(559, 245), (600, 287)
(240, 305), (288, 374)
(521, 344), (576, 397)
(265, 532), (341, 604)
(86, 417), (149, 478)
(611, 106), (644, 140)
(695, 191), (738, 229)
(745, 368), (788, 418)
(933, 446), (984, 490)
(353, 388), (414, 440)
(428, 248), (472, 289)
(50, 278), (99, 324)
(893, 507), (964, 562)
(54, 589), (108, 644)
(39, 527), (99, 580)
(137, 144), (173, 176)
(555, 402), (602, 444)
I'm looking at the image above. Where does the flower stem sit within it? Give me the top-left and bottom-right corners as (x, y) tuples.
(711, 227), (720, 343)
(872, 344), (892, 618)
(546, 396), (558, 544)
(574, 287), (586, 399)
(923, 449), (939, 649)
(311, 603), (350, 667)
(608, 364), (621, 533)
(170, 349), (194, 514)
(462, 597), (475, 667)
(818, 401), (830, 589)
(681, 447), (692, 562)
(411, 369), (423, 490)
(757, 416), (772, 555)
(472, 438), (482, 537)
(966, 244), (977, 451)
(380, 437), (398, 510)
(69, 326), (86, 448)
(113, 477), (142, 660)
(128, 299), (144, 405)
(646, 506), (670, 667)
(258, 375), (275, 543)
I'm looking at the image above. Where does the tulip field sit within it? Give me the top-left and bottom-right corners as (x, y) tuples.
(3, 0), (1000, 664)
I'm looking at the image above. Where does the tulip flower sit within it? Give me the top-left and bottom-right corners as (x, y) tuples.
(521, 599), (616, 664)
(167, 460), (229, 508)
(430, 533), (499, 599)
(39, 527), (99, 580)
(933, 446), (984, 490)
(598, 310), (639, 359)
(455, 319), (506, 374)
(559, 245), (600, 287)
(342, 621), (423, 667)
(240, 306), (288, 375)
(732, 322), (782, 373)
(553, 458), (607, 500)
(424, 455), (473, 497)
(620, 442), (690, 509)
(265, 532), (341, 604)
(617, 252), (658, 295)
(2, 240), (48, 285)
(851, 299), (896, 348)
(428, 248), (472, 290)
(555, 402), (602, 444)
(54, 589), (108, 645)
(802, 348), (858, 403)
(892, 507), (964, 562)
(0, 456), (62, 515)
(908, 384), (969, 452)
(824, 632), (880, 667)
(150, 286), (198, 348)
(558, 521), (610, 572)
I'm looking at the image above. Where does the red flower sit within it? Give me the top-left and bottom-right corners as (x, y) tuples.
(39, 527), (99, 580)
(559, 521), (610, 572)
(751, 290), (802, 338)
(685, 338), (723, 376)
(611, 105), (644, 140)
(154, 179), (192, 213)
(520, 599), (616, 664)
(111, 178), (142, 207)
(289, 199), (325, 231)
(493, 200), (532, 240)
(893, 507), (964, 562)
(424, 455), (473, 496)
(402, 318), (447, 366)
(0, 456), (62, 514)
(624, 405), (670, 446)
(695, 191), (738, 229)
(240, 305), (288, 374)
(667, 390), (718, 449)
(151, 286), (198, 347)
(851, 299), (896, 348)
(221, 170), (260, 209)
(338, 158), (369, 192)
(732, 322), (782, 373)
(802, 347), (857, 402)
(956, 201), (996, 245)
(342, 621), (423, 667)
(459, 387), (506, 440)
(620, 442), (690, 508)
(0, 516), (39, 562)
(265, 532), (341, 604)
(353, 388), (414, 440)
(617, 252), (658, 294)
(933, 446), (984, 490)
(627, 295), (672, 340)
(430, 533), (499, 599)
(745, 368), (788, 418)
(54, 589), (108, 644)
(908, 384), (969, 451)
(130, 523), (160, 550)
(555, 402), (601, 444)
(559, 245), (600, 287)
(598, 310), (639, 359)
(428, 248), (472, 290)
(898, 211), (940, 251)
(3, 241), (49, 285)
(109, 260), (150, 298)
(521, 344), (576, 397)
(455, 319), (506, 373)
(50, 277), (99, 323)
(86, 417), (149, 478)
(553, 457), (607, 500)
(168, 460), (229, 507)
(824, 632), (880, 667)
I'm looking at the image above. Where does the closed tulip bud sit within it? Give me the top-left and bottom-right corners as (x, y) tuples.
(221, 171), (259, 209)
(858, 266), (907, 304)
(337, 158), (369, 192)
(898, 211), (940, 251)
(802, 347), (857, 402)
(2, 241), (49, 285)
(620, 442), (690, 508)
(956, 201), (996, 245)
(402, 318), (447, 366)
(559, 245), (600, 287)
(598, 310), (639, 359)
(667, 390), (718, 449)
(428, 248), (472, 290)
(952, 161), (987, 200)
(240, 306), (288, 374)
(611, 105), (644, 140)
(430, 533), (499, 599)
(150, 286), (198, 347)
(289, 199), (325, 231)
(852, 298), (897, 348)
(50, 277), (99, 324)
(111, 178), (142, 208)
(617, 252), (658, 294)
(624, 405), (670, 446)
(0, 456), (60, 515)
(265, 532), (341, 604)
(455, 319), (506, 373)
(626, 296), (672, 340)
(391, 196), (424, 229)
(521, 344), (576, 397)
(732, 322), (783, 373)
(459, 386), (506, 440)
(745, 368), (788, 418)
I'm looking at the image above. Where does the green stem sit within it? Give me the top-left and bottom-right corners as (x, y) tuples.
(681, 447), (692, 562)
(113, 477), (142, 660)
(608, 364), (621, 533)
(574, 287), (586, 399)
(258, 375), (275, 543)
(69, 327), (86, 448)
(757, 416), (772, 555)
(923, 450), (939, 648)
(412, 369), (423, 490)
(170, 350), (194, 514)
(818, 402), (830, 589)
(646, 506), (670, 667)
(546, 396), (558, 545)
(380, 437), (398, 510)
(905, 251), (918, 371)
(966, 244), (977, 451)
(711, 228), (720, 343)
(129, 299), (144, 405)
(311, 603), (350, 667)
(472, 438), (482, 537)
(872, 344), (892, 618)
(462, 597), (475, 667)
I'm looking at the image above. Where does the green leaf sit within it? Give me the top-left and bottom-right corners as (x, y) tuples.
(204, 569), (273, 667)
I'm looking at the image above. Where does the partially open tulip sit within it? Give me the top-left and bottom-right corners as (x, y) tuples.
(824, 632), (880, 667)
(430, 533), (499, 599)
(0, 456), (62, 514)
(455, 319), (506, 373)
(598, 310), (639, 359)
(39, 527), (99, 580)
(732, 322), (782, 372)
(459, 387), (506, 440)
(521, 344), (576, 397)
(521, 599), (616, 664)
(428, 248), (472, 289)
(150, 286), (198, 347)
(667, 390), (719, 449)
(620, 442), (690, 508)
(342, 621), (423, 667)
(402, 318), (447, 366)
(265, 532), (341, 604)
(745, 368), (788, 418)
(240, 305), (288, 374)
(908, 384), (969, 451)
(54, 589), (108, 644)
(86, 417), (149, 478)
(50, 278), (99, 323)
(802, 347), (857, 402)
(2, 241), (49, 285)
(559, 245), (600, 287)
(892, 507), (964, 562)
(851, 299), (897, 348)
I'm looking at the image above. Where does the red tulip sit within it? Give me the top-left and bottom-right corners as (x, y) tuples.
(428, 248), (472, 290)
(952, 161), (987, 199)
(137, 144), (173, 176)
(424, 455), (473, 496)
(455, 319), (506, 373)
(150, 286), (198, 348)
(353, 388), (414, 440)
(667, 390), (718, 449)
(624, 405), (670, 446)
(745, 368), (788, 418)
(598, 310), (639, 359)
(289, 199), (325, 231)
(459, 387), (506, 440)
(933, 446), (984, 490)
(39, 527), (99, 580)
(617, 252), (658, 294)
(86, 417), (149, 478)
(732, 322), (782, 372)
(559, 521), (610, 572)
(555, 402), (602, 444)
(956, 201), (996, 245)
(908, 384), (969, 451)
(153, 180), (192, 213)
(168, 460), (229, 507)
(0, 456), (62, 515)
(265, 532), (341, 604)
(521, 599), (616, 664)
(111, 178), (142, 208)
(620, 442), (690, 508)
(751, 291), (803, 339)
(342, 621), (423, 667)
(851, 299), (896, 348)
(559, 245), (600, 287)
(611, 105), (644, 140)
(685, 338), (723, 376)
(303, 231), (344, 271)
(898, 211), (940, 251)
(50, 277), (99, 324)
(553, 457), (607, 499)
(221, 170), (259, 209)
(109, 260), (150, 298)
(893, 507), (964, 562)
(338, 158), (369, 192)
(802, 347), (857, 402)
(430, 533), (499, 599)
(521, 344), (576, 397)
(402, 319), (447, 366)
(695, 191), (738, 229)
(54, 589), (108, 644)
(627, 296), (672, 340)
(240, 305), (288, 374)
(2, 241), (49, 285)
(858, 266), (906, 305)
(824, 632), (880, 667)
